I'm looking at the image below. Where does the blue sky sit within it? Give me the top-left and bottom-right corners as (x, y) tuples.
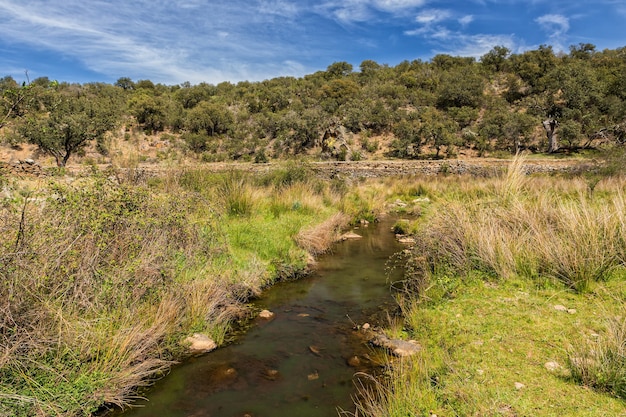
(1, 0), (624, 85)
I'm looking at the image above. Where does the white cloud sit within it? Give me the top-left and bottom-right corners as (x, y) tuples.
(535, 14), (570, 35)
(373, 0), (427, 12)
(415, 9), (452, 24)
(458, 15), (474, 26)
(535, 13), (569, 51)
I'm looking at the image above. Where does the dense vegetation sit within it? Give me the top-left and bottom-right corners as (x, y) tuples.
(354, 158), (626, 416)
(1, 163), (382, 416)
(2, 44), (626, 165)
(3, 43), (626, 417)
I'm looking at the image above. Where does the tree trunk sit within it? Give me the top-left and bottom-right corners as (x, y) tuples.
(543, 119), (558, 153)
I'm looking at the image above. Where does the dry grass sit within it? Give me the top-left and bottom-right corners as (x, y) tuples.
(294, 212), (350, 255)
(407, 156), (626, 293)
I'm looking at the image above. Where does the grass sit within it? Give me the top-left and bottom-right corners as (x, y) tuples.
(0, 163), (361, 417)
(354, 155), (626, 417)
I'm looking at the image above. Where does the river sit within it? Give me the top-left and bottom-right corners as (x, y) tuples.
(117, 216), (405, 417)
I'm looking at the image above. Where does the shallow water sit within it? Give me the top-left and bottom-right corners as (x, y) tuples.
(118, 217), (404, 417)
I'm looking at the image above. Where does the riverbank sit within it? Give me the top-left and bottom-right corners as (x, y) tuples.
(3, 155), (626, 416)
(0, 163), (387, 416)
(355, 158), (626, 416)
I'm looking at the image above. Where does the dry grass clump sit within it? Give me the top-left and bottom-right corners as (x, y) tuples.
(295, 212), (350, 255)
(406, 156), (626, 294)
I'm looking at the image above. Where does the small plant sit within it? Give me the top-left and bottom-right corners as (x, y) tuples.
(217, 171), (253, 216)
(569, 312), (626, 399)
(254, 149), (269, 163)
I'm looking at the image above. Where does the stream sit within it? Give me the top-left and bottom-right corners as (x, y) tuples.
(118, 217), (405, 417)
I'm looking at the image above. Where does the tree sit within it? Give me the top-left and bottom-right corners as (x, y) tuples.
(115, 77), (135, 91)
(185, 100), (234, 136)
(481, 46), (511, 72)
(19, 89), (119, 166)
(326, 61), (353, 78)
(0, 75), (37, 129)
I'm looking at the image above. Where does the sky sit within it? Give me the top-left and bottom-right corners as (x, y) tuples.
(0, 0), (624, 86)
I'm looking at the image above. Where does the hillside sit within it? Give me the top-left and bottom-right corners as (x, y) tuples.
(1, 44), (625, 169)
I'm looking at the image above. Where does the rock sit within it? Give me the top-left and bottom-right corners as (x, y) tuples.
(309, 345), (322, 356)
(514, 382), (525, 390)
(370, 333), (421, 357)
(553, 304), (568, 312)
(361, 323), (371, 330)
(397, 236), (416, 244)
(567, 308), (577, 314)
(360, 219), (370, 225)
(545, 361), (560, 371)
(23, 158), (35, 165)
(347, 355), (361, 367)
(341, 231), (363, 240)
(259, 309), (274, 319)
(263, 369), (280, 381)
(184, 333), (217, 353)
(307, 371), (319, 381)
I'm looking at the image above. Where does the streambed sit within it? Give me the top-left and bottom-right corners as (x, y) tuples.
(118, 217), (405, 417)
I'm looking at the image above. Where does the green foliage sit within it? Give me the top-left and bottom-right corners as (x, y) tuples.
(18, 86), (121, 166)
(3, 44), (626, 160)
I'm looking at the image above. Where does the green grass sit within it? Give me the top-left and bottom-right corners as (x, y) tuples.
(0, 165), (351, 417)
(360, 276), (626, 416)
(358, 157), (626, 416)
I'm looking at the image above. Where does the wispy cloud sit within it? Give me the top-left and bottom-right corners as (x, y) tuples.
(458, 15), (474, 26)
(535, 13), (570, 51)
(315, 0), (427, 24)
(415, 8), (452, 24)
(0, 0), (314, 84)
(405, 7), (517, 59)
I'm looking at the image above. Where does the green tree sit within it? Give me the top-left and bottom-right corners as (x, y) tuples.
(185, 100), (234, 136)
(19, 89), (119, 166)
(481, 46), (511, 72)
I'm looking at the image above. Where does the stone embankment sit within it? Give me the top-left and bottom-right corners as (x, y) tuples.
(0, 159), (47, 178)
(2, 158), (587, 181)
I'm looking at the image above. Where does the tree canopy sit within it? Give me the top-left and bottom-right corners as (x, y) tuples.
(2, 44), (626, 163)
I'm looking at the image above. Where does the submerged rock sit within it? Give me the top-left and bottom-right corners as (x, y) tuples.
(341, 231), (363, 240)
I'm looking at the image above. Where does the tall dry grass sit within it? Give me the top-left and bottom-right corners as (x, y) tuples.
(0, 164), (356, 416)
(406, 156), (626, 294)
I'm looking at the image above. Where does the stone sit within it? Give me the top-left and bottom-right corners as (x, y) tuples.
(361, 323), (371, 330)
(347, 355), (361, 367)
(553, 304), (568, 312)
(545, 361), (560, 371)
(259, 309), (274, 319)
(397, 236), (416, 244)
(567, 308), (577, 314)
(184, 333), (217, 353)
(307, 371), (319, 381)
(514, 382), (525, 390)
(370, 333), (421, 357)
(341, 231), (363, 240)
(309, 345), (322, 356)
